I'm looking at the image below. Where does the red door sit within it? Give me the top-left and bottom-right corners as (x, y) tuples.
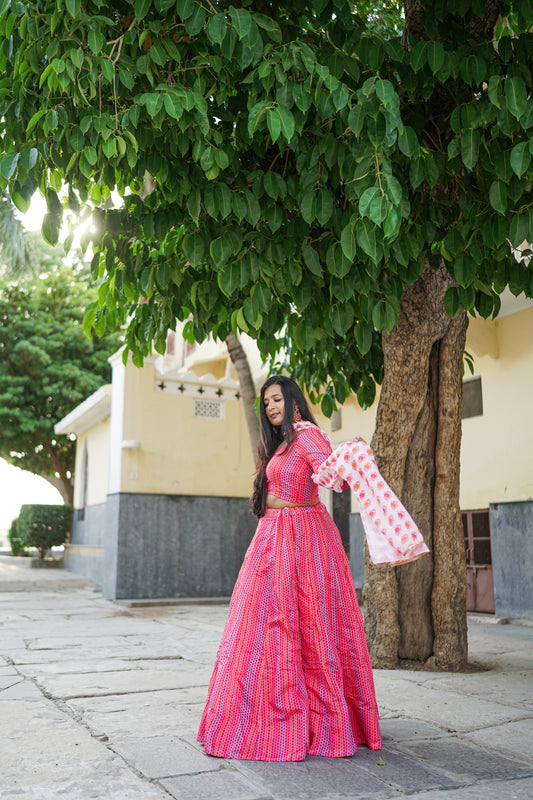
(462, 510), (495, 614)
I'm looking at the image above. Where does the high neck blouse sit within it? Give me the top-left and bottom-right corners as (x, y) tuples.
(266, 425), (332, 505)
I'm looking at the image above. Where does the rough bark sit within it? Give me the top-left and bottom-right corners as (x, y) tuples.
(225, 332), (260, 457)
(397, 344), (439, 662)
(431, 311), (468, 669)
(365, 263), (468, 669)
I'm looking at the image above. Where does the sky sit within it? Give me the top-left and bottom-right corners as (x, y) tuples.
(0, 458), (61, 532)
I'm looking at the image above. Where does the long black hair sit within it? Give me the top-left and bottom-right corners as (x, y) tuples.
(250, 376), (316, 518)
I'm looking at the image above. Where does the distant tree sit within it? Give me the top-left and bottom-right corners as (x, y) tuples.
(0, 191), (35, 277)
(0, 248), (122, 504)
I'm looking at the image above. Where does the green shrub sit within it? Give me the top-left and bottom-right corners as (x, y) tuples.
(18, 504), (72, 559)
(8, 516), (26, 557)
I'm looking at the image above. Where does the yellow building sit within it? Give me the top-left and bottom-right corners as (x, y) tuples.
(56, 297), (533, 614)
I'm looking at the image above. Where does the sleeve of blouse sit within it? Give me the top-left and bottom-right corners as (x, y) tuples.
(294, 426), (333, 472)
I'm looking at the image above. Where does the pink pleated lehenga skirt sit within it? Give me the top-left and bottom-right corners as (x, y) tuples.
(197, 503), (382, 761)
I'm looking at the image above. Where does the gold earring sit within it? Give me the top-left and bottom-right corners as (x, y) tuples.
(294, 407), (302, 421)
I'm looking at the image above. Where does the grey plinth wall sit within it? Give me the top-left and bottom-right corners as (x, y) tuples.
(64, 502), (107, 587)
(65, 493), (257, 601)
(490, 500), (533, 619)
(349, 513), (365, 601)
(103, 493), (257, 600)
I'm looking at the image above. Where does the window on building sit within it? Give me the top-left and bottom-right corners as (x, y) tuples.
(193, 398), (225, 420)
(462, 376), (483, 419)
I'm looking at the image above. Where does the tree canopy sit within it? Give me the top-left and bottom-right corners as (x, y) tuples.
(1, 0), (531, 415)
(0, 242), (122, 503)
(1, 0), (533, 669)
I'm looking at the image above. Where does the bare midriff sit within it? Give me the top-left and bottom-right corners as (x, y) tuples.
(266, 494), (319, 509)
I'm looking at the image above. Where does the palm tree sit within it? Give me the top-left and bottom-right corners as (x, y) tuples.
(0, 190), (35, 277)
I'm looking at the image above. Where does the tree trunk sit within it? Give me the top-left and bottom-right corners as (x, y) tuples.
(44, 444), (74, 506)
(42, 474), (73, 505)
(225, 333), (260, 457)
(364, 263), (468, 670)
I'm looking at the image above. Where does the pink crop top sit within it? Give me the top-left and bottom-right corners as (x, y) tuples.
(266, 425), (333, 505)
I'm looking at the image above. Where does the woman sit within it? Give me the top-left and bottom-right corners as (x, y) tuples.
(197, 376), (382, 761)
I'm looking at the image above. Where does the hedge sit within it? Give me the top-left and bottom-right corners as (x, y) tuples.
(18, 504), (72, 559)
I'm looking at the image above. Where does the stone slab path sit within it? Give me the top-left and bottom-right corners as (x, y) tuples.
(1, 556), (532, 799)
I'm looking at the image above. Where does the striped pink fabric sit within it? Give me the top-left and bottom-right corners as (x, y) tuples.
(197, 473), (382, 760)
(264, 426), (331, 505)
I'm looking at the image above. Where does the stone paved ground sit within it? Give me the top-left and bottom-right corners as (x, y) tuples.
(1, 555), (532, 800)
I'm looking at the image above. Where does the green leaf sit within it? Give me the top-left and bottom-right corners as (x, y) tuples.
(88, 29), (104, 55)
(424, 155), (439, 187)
(244, 190), (261, 226)
(278, 106), (295, 142)
(294, 319), (316, 352)
(0, 152), (19, 179)
(253, 13), (282, 43)
(210, 235), (233, 267)
(293, 82), (313, 113)
(359, 187), (379, 217)
(248, 100), (270, 136)
(207, 13), (226, 45)
(444, 286), (460, 318)
(185, 4), (206, 36)
(341, 222), (357, 261)
(453, 254), (476, 287)
(510, 142), (531, 177)
(332, 84), (349, 112)
(176, 0), (195, 21)
(66, 0), (81, 17)
(26, 108), (47, 135)
(316, 187), (333, 226)
(302, 243), (322, 277)
(372, 302), (386, 330)
(369, 195), (388, 224)
(348, 104), (365, 137)
(331, 303), (354, 336)
(375, 79), (395, 106)
(267, 108), (281, 143)
(384, 174), (402, 205)
(41, 212), (61, 246)
(231, 193), (247, 222)
(164, 94), (183, 120)
(410, 40), (427, 72)
(487, 75), (502, 109)
(301, 191), (316, 225)
(461, 129), (480, 171)
(183, 232), (206, 266)
(427, 41), (445, 74)
(146, 92), (164, 117)
(509, 213), (529, 248)
(488, 180), (507, 214)
(384, 301), (398, 332)
(356, 218), (377, 262)
(398, 126), (419, 158)
(11, 190), (30, 213)
(135, 0), (151, 21)
(506, 76), (528, 120)
(477, 292), (494, 319)
(229, 7), (252, 39)
(355, 323), (373, 356)
(83, 302), (98, 338)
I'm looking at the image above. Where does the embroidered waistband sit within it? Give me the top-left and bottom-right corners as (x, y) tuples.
(264, 503), (325, 517)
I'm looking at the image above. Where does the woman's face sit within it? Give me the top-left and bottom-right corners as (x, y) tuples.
(263, 383), (285, 428)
